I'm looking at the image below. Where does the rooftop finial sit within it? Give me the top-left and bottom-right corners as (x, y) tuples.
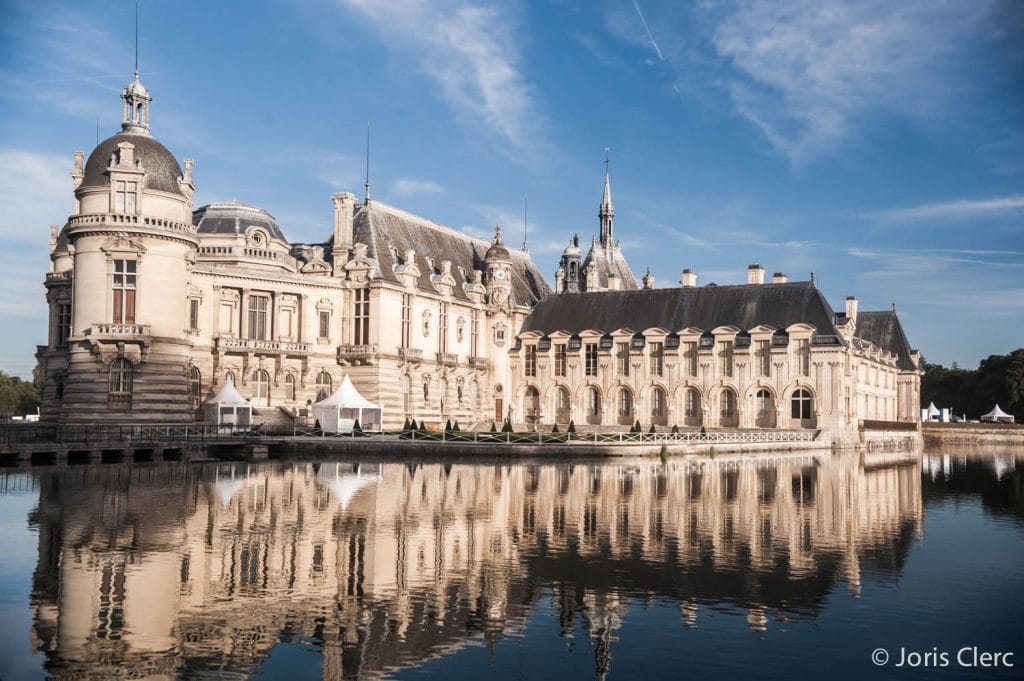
(134, 1), (139, 78)
(522, 194), (528, 252)
(120, 4), (151, 136)
(364, 121), (371, 205)
(494, 223), (502, 243)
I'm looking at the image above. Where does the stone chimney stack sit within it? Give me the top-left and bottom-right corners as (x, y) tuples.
(747, 263), (765, 285)
(642, 267), (654, 289)
(680, 269), (697, 287)
(772, 272), (788, 284)
(331, 192), (356, 253)
(845, 296), (858, 323)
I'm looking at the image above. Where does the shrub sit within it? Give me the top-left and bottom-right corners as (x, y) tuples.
(352, 418), (363, 435)
(501, 418), (513, 433)
(402, 417), (410, 431)
(567, 419), (576, 434)
(552, 423), (560, 433)
(410, 419), (418, 431)
(649, 423), (656, 434)
(671, 424), (679, 434)
(490, 421), (498, 433)
(445, 418), (453, 432)
(453, 420), (461, 432)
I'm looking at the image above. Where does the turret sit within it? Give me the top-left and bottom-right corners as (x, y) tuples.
(484, 225), (513, 310)
(557, 234), (581, 293)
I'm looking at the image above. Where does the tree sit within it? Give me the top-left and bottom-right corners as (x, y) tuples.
(501, 418), (513, 433)
(0, 371), (41, 419)
(551, 423), (560, 433)
(567, 419), (576, 434)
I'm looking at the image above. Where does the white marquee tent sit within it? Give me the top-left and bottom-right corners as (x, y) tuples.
(312, 375), (382, 433)
(980, 404), (1015, 424)
(204, 376), (252, 433)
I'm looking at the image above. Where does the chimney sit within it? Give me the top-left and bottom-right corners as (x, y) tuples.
(331, 192), (356, 253)
(845, 296), (858, 323)
(680, 268), (697, 287)
(642, 267), (654, 290)
(772, 272), (788, 283)
(747, 263), (765, 285)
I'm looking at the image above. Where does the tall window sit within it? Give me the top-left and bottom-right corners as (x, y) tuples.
(718, 341), (734, 378)
(253, 369), (270, 401)
(189, 366), (201, 408)
(284, 373), (295, 401)
(438, 301), (448, 353)
(56, 303), (71, 348)
(108, 359), (133, 403)
(470, 309), (479, 357)
(585, 343), (598, 377)
(554, 344), (567, 377)
(316, 371), (332, 401)
(587, 386), (600, 416)
(649, 342), (664, 377)
(248, 295), (268, 340)
(319, 310), (330, 339)
(756, 340), (771, 377)
(401, 294), (412, 348)
(617, 388), (632, 418)
(756, 389), (773, 417)
(685, 389), (700, 417)
(555, 386), (571, 421)
(524, 345), (537, 377)
(114, 180), (137, 214)
(684, 342), (697, 377)
(189, 299), (200, 332)
(791, 389), (813, 420)
(650, 387), (665, 417)
(795, 339), (810, 376)
(112, 260), (136, 324)
(719, 390), (736, 419)
(616, 342), (630, 376)
(354, 288), (370, 345)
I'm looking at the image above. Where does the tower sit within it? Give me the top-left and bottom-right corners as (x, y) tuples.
(599, 151), (613, 245)
(483, 225), (513, 311)
(557, 234), (581, 293)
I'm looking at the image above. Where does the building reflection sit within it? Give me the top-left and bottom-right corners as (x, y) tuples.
(27, 452), (922, 679)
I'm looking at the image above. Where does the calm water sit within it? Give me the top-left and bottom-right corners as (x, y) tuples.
(0, 449), (1022, 681)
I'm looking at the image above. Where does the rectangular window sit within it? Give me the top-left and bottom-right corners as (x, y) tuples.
(585, 343), (598, 377)
(114, 180), (138, 214)
(112, 259), (136, 324)
(247, 295), (268, 340)
(189, 299), (200, 332)
(438, 301), (448, 353)
(279, 308), (293, 338)
(649, 342), (663, 377)
(354, 288), (370, 345)
(718, 341), (734, 378)
(796, 339), (810, 376)
(319, 310), (330, 339)
(524, 345), (537, 377)
(684, 342), (697, 377)
(471, 309), (479, 357)
(56, 303), (71, 348)
(401, 294), (412, 348)
(756, 340), (771, 377)
(554, 344), (567, 377)
(616, 342), (629, 376)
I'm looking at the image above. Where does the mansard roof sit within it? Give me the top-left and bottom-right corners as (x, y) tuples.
(521, 281), (839, 337)
(347, 200), (550, 304)
(854, 310), (916, 371)
(193, 201), (288, 243)
(581, 241), (639, 291)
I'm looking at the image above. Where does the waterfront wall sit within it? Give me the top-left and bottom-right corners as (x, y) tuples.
(922, 424), (1024, 446)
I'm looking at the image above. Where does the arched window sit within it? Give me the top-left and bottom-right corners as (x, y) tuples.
(555, 385), (571, 422)
(791, 389), (813, 420)
(587, 387), (600, 415)
(719, 390), (736, 419)
(284, 374), (295, 401)
(524, 386), (540, 418)
(617, 387), (633, 425)
(253, 369), (270, 403)
(315, 371), (332, 401)
(685, 389), (700, 417)
(108, 359), (133, 403)
(189, 366), (202, 408)
(755, 389), (775, 428)
(650, 387), (665, 416)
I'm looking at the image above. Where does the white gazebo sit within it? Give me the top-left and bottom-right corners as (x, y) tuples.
(312, 374), (382, 433)
(980, 404), (1015, 424)
(204, 377), (252, 433)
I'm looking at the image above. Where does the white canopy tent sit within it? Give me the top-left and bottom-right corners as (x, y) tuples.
(204, 377), (252, 433)
(312, 375), (382, 433)
(314, 463), (381, 509)
(980, 404), (1015, 424)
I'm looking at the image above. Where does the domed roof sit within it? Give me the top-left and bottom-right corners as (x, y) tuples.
(123, 76), (150, 99)
(81, 132), (184, 196)
(484, 226), (511, 262)
(192, 201), (288, 243)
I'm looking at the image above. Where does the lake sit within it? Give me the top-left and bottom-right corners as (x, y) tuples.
(0, 448), (1021, 680)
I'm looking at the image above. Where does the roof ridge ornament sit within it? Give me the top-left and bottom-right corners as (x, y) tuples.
(120, 3), (151, 135)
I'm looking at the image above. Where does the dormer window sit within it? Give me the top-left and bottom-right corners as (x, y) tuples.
(114, 181), (138, 214)
(250, 231), (266, 247)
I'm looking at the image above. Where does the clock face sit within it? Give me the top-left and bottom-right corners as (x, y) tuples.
(495, 270), (506, 280)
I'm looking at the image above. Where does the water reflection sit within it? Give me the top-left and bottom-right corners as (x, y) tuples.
(923, 448), (1024, 524)
(24, 452), (925, 679)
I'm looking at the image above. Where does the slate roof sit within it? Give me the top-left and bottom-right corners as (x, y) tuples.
(520, 281), (839, 336)
(346, 200), (549, 304)
(82, 132), (184, 196)
(193, 202), (288, 242)
(581, 240), (639, 291)
(854, 311), (916, 371)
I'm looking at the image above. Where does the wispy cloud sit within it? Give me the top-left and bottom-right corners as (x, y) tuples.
(631, 0), (664, 62)
(0, 150), (70, 242)
(392, 177), (443, 197)
(869, 196), (1024, 223)
(336, 0), (542, 153)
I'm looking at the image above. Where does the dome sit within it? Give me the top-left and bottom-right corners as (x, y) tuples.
(562, 242), (580, 257)
(193, 201), (288, 243)
(123, 76), (150, 99)
(81, 132), (184, 196)
(484, 226), (511, 262)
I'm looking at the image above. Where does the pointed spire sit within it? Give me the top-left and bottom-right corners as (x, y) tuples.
(599, 147), (614, 245)
(601, 147), (612, 209)
(494, 223), (502, 244)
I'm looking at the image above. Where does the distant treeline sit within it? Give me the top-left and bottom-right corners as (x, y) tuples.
(921, 349), (1024, 421)
(0, 370), (42, 419)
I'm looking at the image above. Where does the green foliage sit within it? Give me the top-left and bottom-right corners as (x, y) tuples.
(409, 419), (418, 431)
(633, 419), (642, 433)
(671, 424), (679, 434)
(921, 349), (1024, 421)
(567, 419), (576, 434)
(551, 423), (560, 433)
(501, 418), (513, 433)
(452, 420), (461, 431)
(649, 423), (656, 434)
(352, 418), (363, 435)
(445, 418), (453, 432)
(402, 417), (410, 431)
(700, 425), (707, 436)
(490, 421), (498, 433)
(0, 370), (41, 419)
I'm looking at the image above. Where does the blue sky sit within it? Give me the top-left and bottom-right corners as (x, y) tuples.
(0, 0), (1022, 378)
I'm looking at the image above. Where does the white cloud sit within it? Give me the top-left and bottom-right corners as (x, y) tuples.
(870, 196), (1024, 223)
(681, 0), (998, 164)
(392, 177), (443, 197)
(0, 150), (71, 243)
(335, 0), (541, 152)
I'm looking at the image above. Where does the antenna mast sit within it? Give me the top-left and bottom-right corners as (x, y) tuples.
(364, 121), (371, 204)
(134, 1), (139, 77)
(522, 195), (528, 252)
